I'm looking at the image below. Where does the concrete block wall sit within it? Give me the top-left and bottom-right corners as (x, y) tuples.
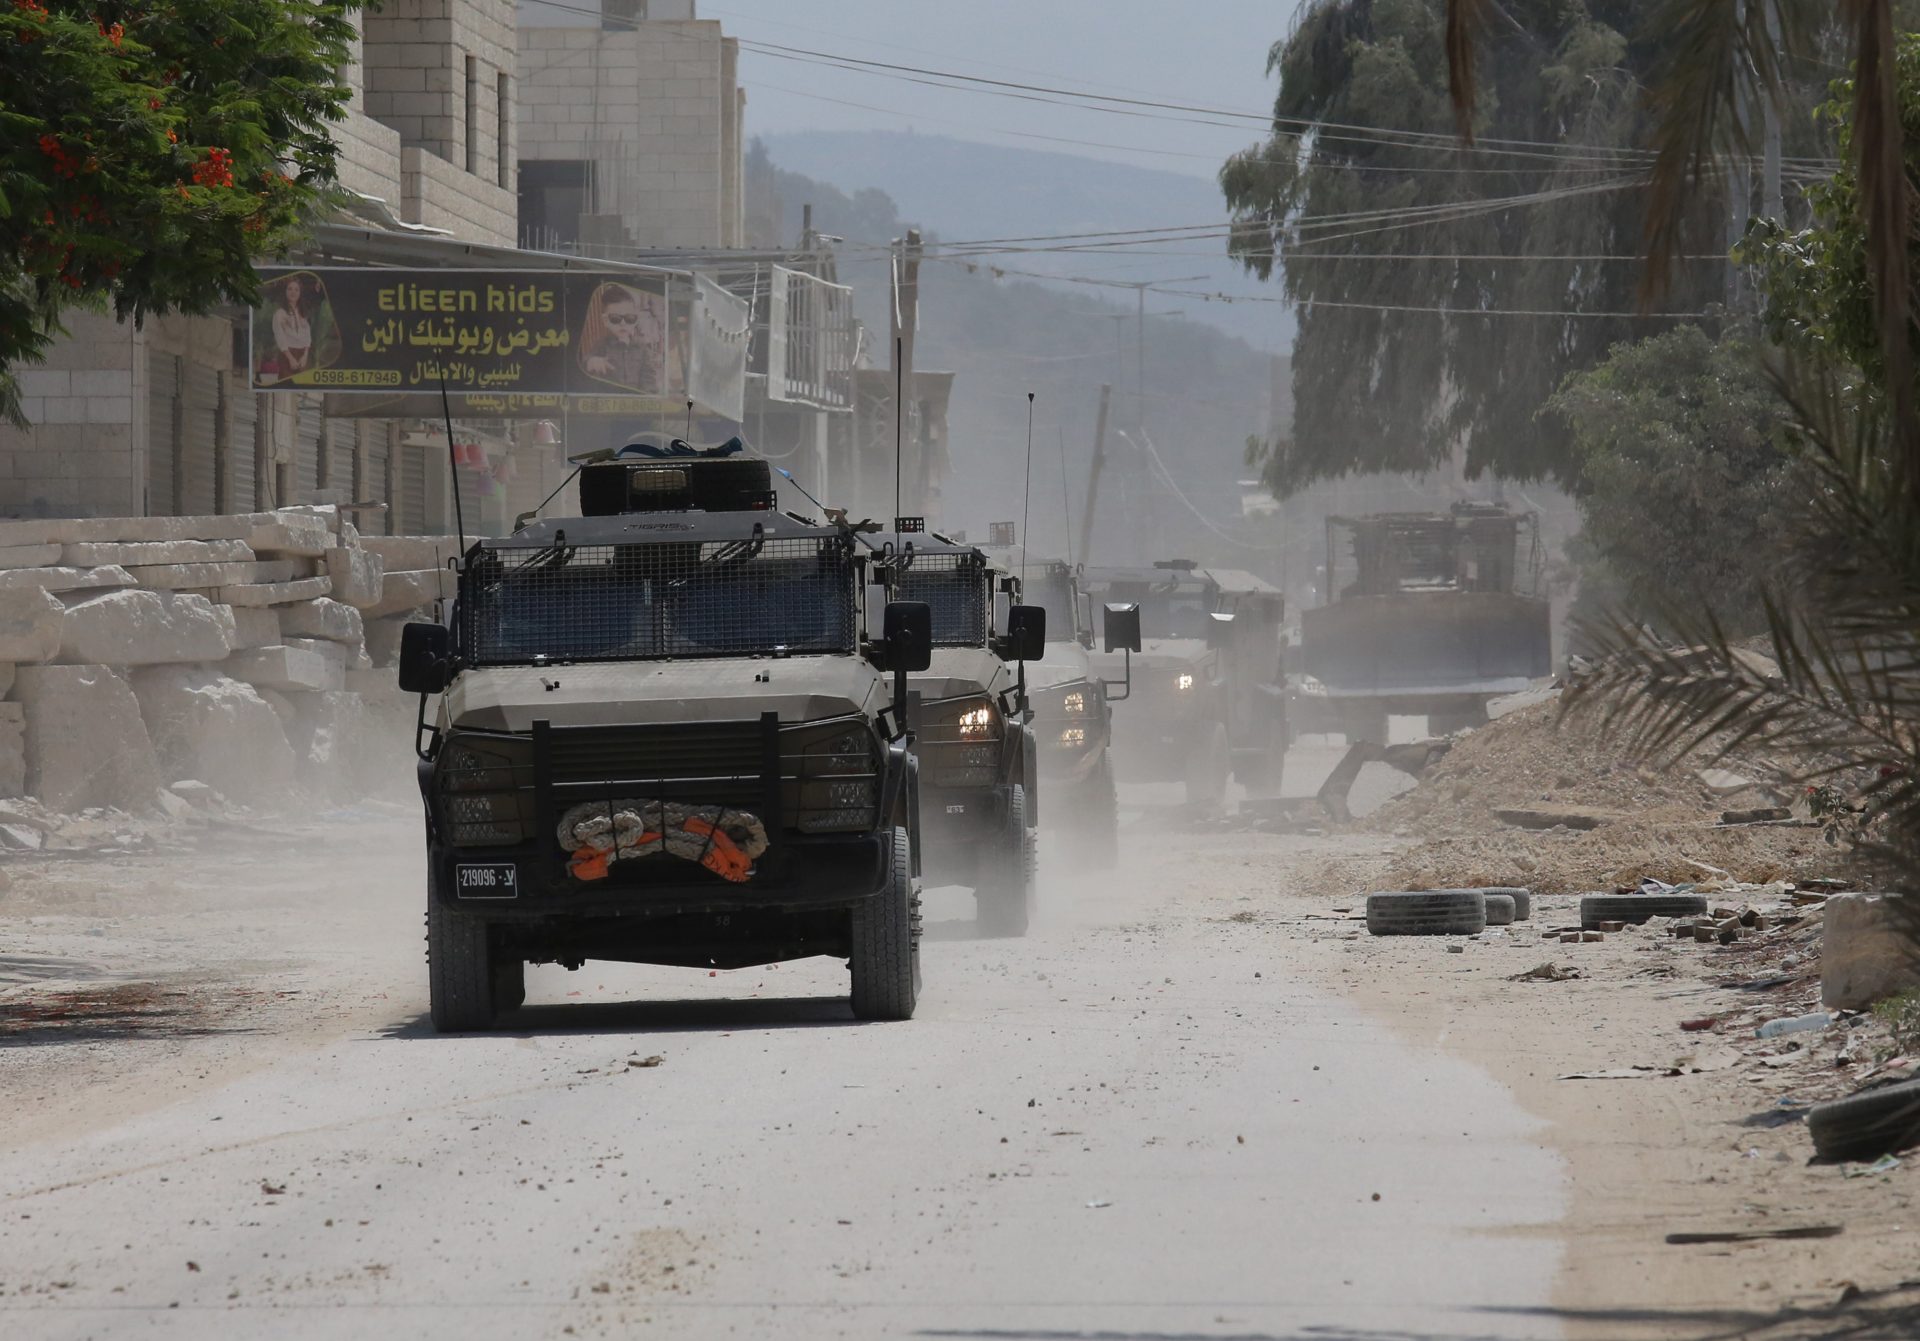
(363, 0), (516, 198)
(516, 18), (739, 249)
(401, 146), (518, 246)
(0, 312), (143, 520)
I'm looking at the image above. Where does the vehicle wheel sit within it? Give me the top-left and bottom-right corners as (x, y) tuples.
(1483, 893), (1517, 926)
(427, 898), (497, 1032)
(1808, 1079), (1920, 1163)
(978, 784), (1036, 937)
(1365, 889), (1487, 936)
(851, 827), (920, 1020)
(1579, 893), (1707, 929)
(491, 955), (526, 1015)
(1184, 722), (1230, 813)
(1483, 886), (1532, 920)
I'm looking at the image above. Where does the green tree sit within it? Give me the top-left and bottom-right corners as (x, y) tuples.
(0, 0), (364, 424)
(1545, 324), (1800, 634)
(1221, 0), (1839, 497)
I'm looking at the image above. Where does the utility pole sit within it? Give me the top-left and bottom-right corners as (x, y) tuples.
(1113, 275), (1204, 432)
(889, 228), (922, 517)
(1762, 1), (1784, 221)
(1076, 383), (1111, 567)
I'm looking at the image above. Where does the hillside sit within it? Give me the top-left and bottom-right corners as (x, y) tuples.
(761, 130), (1291, 351)
(746, 140), (1281, 569)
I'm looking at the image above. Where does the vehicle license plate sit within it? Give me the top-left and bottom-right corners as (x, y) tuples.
(455, 864), (518, 899)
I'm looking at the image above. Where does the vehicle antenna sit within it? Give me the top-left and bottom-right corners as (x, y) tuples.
(777, 466), (883, 553)
(893, 335), (904, 529)
(685, 397), (694, 442)
(437, 370), (467, 554)
(1020, 392), (1035, 588)
(1057, 426), (1074, 568)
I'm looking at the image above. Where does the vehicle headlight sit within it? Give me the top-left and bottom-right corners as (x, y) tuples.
(958, 704), (994, 738)
(781, 717), (880, 833)
(1176, 672), (1195, 691)
(436, 733), (535, 846)
(921, 696), (1002, 786)
(1058, 726), (1086, 747)
(1061, 689), (1086, 715)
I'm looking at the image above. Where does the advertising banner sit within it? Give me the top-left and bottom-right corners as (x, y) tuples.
(249, 266), (745, 416)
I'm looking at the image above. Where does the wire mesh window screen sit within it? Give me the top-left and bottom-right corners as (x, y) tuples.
(460, 535), (859, 665)
(895, 553), (988, 647)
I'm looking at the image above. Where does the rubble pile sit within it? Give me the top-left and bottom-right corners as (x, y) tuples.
(0, 509), (452, 828)
(1348, 692), (1846, 893)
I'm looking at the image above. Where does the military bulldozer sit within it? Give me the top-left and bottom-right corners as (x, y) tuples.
(1291, 504), (1552, 819)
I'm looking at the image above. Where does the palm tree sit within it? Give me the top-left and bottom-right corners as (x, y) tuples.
(1445, 0), (1920, 885)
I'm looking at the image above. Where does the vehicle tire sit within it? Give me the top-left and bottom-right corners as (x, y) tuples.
(1807, 1079), (1920, 1163)
(1579, 893), (1707, 930)
(1483, 886), (1531, 920)
(851, 827), (920, 1021)
(491, 956), (526, 1015)
(1366, 889), (1487, 936)
(1483, 893), (1516, 926)
(978, 785), (1036, 937)
(427, 898), (497, 1032)
(1184, 722), (1230, 813)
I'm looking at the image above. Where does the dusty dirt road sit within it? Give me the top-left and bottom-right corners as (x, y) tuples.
(0, 767), (1576, 1341)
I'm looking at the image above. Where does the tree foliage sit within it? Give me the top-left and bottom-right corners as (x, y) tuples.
(1221, 0), (1820, 496)
(0, 0), (364, 423)
(1545, 324), (1802, 635)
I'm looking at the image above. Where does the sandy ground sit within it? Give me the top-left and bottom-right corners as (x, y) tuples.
(0, 747), (1913, 1339)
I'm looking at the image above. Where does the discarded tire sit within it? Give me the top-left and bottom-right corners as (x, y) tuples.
(1579, 893), (1707, 930)
(1807, 1079), (1920, 1163)
(1366, 889), (1487, 936)
(1482, 886), (1531, 921)
(1483, 893), (1517, 926)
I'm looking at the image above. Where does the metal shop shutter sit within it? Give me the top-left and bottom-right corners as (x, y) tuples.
(229, 385), (259, 511)
(145, 349), (179, 515)
(294, 396), (323, 503)
(179, 362), (220, 515)
(400, 438), (427, 535)
(367, 422), (392, 533)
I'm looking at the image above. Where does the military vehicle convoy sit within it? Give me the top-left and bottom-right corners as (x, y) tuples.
(882, 530), (1045, 936)
(1082, 561), (1287, 808)
(398, 445), (940, 1030)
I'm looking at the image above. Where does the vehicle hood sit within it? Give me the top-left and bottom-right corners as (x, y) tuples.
(1088, 638), (1214, 676)
(444, 657), (885, 732)
(907, 646), (1014, 703)
(1025, 643), (1092, 693)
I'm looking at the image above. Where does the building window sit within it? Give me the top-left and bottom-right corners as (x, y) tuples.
(517, 160), (593, 251)
(464, 55), (478, 175)
(496, 72), (510, 188)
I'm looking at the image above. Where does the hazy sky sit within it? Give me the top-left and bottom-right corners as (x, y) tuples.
(699, 1), (1304, 180)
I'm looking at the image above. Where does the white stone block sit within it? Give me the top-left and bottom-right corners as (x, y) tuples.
(284, 637), (351, 669)
(278, 598), (364, 645)
(0, 544), (61, 569)
(361, 567), (454, 618)
(15, 664), (163, 813)
(0, 515), (254, 547)
(0, 588), (66, 663)
(215, 576), (333, 608)
(125, 560), (299, 591)
(227, 605), (281, 650)
(246, 517), (332, 559)
(225, 645), (346, 693)
(131, 666), (296, 798)
(360, 535), (461, 572)
(0, 566), (135, 594)
(58, 589), (234, 665)
(61, 540), (254, 567)
(324, 545), (385, 607)
(1822, 893), (1920, 1010)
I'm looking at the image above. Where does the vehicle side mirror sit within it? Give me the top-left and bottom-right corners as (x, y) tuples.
(1205, 610), (1237, 649)
(1001, 604), (1046, 662)
(398, 622), (453, 695)
(883, 601), (933, 673)
(1103, 602), (1142, 653)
